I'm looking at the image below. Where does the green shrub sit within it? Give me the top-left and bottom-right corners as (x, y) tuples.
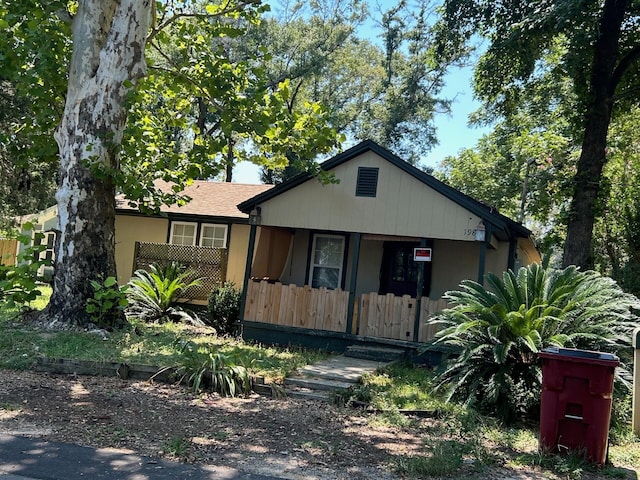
(173, 340), (252, 396)
(126, 262), (202, 324)
(428, 262), (639, 424)
(206, 281), (241, 335)
(86, 276), (128, 330)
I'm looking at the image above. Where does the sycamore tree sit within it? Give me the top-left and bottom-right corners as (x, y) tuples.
(438, 0), (640, 269)
(0, 0), (341, 327)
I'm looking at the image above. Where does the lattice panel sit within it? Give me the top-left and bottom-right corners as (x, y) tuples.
(134, 242), (228, 301)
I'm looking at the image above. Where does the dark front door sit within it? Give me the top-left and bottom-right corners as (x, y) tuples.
(379, 241), (432, 297)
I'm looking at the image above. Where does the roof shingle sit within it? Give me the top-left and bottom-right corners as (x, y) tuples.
(116, 181), (273, 219)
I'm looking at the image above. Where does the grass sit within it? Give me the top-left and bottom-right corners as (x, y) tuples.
(0, 287), (328, 383)
(357, 362), (640, 480)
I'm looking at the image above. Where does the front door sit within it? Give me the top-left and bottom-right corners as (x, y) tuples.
(379, 242), (432, 297)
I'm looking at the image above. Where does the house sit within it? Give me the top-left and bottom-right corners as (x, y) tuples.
(237, 140), (540, 351)
(17, 182), (273, 301)
(15, 205), (59, 280)
(114, 181), (273, 301)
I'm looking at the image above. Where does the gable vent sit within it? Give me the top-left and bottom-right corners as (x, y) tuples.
(355, 167), (379, 197)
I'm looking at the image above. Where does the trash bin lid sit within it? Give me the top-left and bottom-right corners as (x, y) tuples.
(541, 346), (618, 362)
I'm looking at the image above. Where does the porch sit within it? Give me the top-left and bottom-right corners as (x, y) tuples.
(242, 280), (446, 351)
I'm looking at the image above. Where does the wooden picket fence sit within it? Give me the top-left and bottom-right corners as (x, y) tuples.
(244, 280), (349, 333)
(244, 280), (447, 342)
(358, 293), (447, 342)
(0, 239), (17, 266)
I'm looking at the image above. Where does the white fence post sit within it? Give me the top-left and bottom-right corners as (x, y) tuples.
(633, 327), (640, 436)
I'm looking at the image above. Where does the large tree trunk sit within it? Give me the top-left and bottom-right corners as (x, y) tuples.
(41, 0), (152, 328)
(562, 0), (627, 270)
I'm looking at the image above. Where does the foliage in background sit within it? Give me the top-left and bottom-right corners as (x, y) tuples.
(250, 0), (470, 182)
(0, 227), (50, 312)
(427, 262), (639, 424)
(206, 281), (241, 336)
(0, 2), (68, 228)
(436, 0), (640, 269)
(86, 276), (129, 330)
(126, 262), (202, 324)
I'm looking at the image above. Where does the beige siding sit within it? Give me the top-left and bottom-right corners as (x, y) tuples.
(227, 224), (250, 285)
(486, 241), (510, 277)
(355, 238), (384, 295)
(115, 215), (168, 284)
(430, 239), (479, 298)
(258, 151), (482, 241)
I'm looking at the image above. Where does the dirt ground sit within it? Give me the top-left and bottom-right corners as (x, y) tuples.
(0, 369), (633, 480)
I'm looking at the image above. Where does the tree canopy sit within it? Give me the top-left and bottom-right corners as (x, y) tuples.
(438, 0), (640, 269)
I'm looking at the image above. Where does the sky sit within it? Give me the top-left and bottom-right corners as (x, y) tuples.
(233, 1), (491, 183)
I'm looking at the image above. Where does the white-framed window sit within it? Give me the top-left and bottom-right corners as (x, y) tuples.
(170, 222), (197, 246)
(200, 224), (228, 248)
(309, 234), (345, 289)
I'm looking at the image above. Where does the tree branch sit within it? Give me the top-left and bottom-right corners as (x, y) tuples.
(611, 45), (640, 93)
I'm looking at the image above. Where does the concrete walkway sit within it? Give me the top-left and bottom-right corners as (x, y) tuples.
(285, 355), (389, 400)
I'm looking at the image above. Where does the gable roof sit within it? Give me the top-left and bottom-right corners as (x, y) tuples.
(238, 140), (532, 239)
(116, 180), (273, 220)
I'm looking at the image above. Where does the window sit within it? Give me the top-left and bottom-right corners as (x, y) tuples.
(309, 234), (345, 289)
(170, 222), (197, 245)
(355, 167), (379, 197)
(200, 224), (227, 248)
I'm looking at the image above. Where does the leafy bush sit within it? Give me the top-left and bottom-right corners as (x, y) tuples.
(428, 262), (639, 424)
(126, 262), (202, 324)
(0, 227), (51, 312)
(173, 340), (252, 396)
(86, 276), (128, 330)
(206, 281), (241, 335)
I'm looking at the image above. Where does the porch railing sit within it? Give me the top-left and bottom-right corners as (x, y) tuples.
(133, 242), (227, 301)
(244, 280), (446, 342)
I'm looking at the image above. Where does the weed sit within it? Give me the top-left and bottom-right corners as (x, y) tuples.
(163, 436), (189, 457)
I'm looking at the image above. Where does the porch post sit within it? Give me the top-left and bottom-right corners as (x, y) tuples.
(413, 238), (427, 342)
(346, 232), (361, 335)
(239, 223), (257, 322)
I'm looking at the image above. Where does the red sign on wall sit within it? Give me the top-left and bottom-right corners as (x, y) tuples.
(413, 247), (432, 262)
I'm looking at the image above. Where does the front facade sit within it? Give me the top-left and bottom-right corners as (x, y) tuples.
(238, 141), (540, 350)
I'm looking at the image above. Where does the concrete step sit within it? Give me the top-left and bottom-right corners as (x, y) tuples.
(285, 386), (332, 402)
(296, 356), (385, 383)
(285, 376), (354, 391)
(344, 345), (405, 362)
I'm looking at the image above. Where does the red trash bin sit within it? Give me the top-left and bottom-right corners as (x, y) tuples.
(538, 347), (619, 466)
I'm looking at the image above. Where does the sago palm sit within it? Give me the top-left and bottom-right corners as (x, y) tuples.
(126, 262), (202, 323)
(428, 262), (639, 424)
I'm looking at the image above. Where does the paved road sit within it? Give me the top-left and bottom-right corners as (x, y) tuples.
(0, 434), (279, 480)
